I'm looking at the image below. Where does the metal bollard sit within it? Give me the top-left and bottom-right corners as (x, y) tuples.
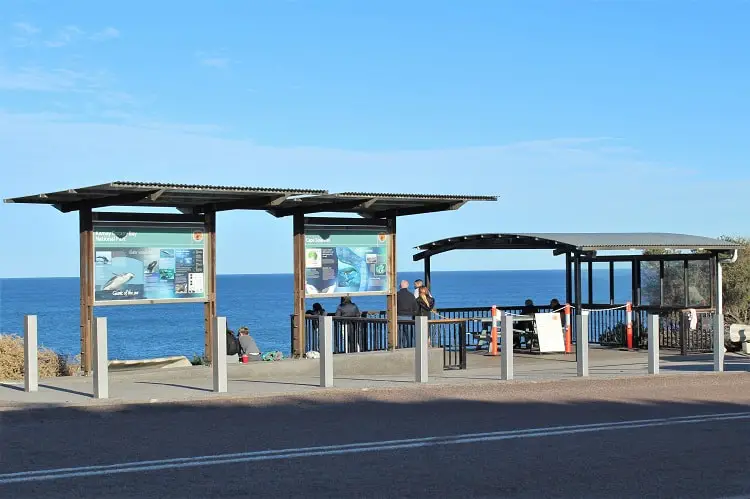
(500, 312), (513, 380)
(648, 313), (659, 374)
(319, 316), (334, 387)
(24, 315), (38, 392)
(415, 316), (429, 383)
(714, 313), (725, 372)
(93, 317), (109, 399)
(576, 311), (589, 377)
(213, 316), (227, 393)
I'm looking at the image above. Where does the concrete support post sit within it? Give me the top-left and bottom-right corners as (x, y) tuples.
(213, 316), (227, 393)
(576, 311), (589, 377)
(500, 312), (513, 380)
(714, 313), (725, 372)
(319, 316), (334, 387)
(24, 315), (38, 392)
(415, 316), (429, 383)
(93, 317), (108, 399)
(648, 313), (660, 375)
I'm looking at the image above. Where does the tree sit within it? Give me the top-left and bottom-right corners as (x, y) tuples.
(718, 235), (750, 325)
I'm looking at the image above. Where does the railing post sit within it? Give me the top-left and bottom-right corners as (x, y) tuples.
(626, 302), (633, 349)
(460, 321), (467, 370)
(564, 304), (572, 354)
(93, 317), (108, 399)
(713, 312), (724, 372)
(576, 311), (589, 377)
(500, 312), (513, 380)
(679, 312), (688, 356)
(415, 316), (429, 383)
(24, 315), (38, 392)
(648, 313), (659, 374)
(213, 316), (227, 393)
(319, 316), (334, 387)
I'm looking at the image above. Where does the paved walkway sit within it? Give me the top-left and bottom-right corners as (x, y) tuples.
(2, 347), (749, 408)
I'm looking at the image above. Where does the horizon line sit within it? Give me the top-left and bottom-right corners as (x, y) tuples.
(0, 267), (634, 280)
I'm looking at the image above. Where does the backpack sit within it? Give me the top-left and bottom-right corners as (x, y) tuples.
(226, 330), (239, 356)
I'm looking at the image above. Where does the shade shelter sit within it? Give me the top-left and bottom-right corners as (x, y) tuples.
(4, 181), (496, 372)
(414, 232), (742, 371)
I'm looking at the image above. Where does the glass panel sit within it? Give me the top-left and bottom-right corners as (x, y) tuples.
(640, 261), (661, 306)
(687, 260), (711, 307)
(662, 261), (686, 307)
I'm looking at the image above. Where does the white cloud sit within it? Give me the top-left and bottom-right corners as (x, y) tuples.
(0, 66), (100, 92)
(195, 51), (232, 68)
(0, 110), (744, 278)
(90, 27), (120, 41)
(13, 22), (39, 34)
(44, 25), (84, 48)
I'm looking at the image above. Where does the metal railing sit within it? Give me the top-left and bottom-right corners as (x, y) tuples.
(428, 319), (467, 370)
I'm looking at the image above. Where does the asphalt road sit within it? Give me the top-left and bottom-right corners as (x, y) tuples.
(2, 373), (750, 498)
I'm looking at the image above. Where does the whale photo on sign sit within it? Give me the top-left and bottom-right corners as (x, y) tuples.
(304, 226), (390, 298)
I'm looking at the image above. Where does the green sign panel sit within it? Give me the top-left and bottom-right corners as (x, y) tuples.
(304, 226), (390, 297)
(93, 223), (207, 303)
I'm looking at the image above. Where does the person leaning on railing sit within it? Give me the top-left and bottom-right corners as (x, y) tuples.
(415, 286), (436, 346)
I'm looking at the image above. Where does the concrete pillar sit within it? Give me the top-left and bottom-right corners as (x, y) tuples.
(415, 316), (429, 383)
(24, 315), (38, 392)
(714, 313), (725, 372)
(501, 312), (513, 380)
(576, 311), (589, 377)
(213, 316), (227, 393)
(319, 316), (334, 387)
(93, 317), (108, 399)
(648, 313), (660, 375)
(714, 262), (725, 372)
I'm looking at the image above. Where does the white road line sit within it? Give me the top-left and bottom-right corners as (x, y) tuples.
(1, 411), (749, 485)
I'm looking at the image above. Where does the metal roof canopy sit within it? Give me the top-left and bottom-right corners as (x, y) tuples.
(414, 232), (742, 261)
(3, 181), (497, 218)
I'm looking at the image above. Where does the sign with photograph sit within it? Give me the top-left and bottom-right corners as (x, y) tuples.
(92, 223), (207, 304)
(304, 226), (390, 297)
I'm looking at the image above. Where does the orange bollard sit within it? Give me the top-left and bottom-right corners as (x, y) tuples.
(489, 305), (499, 356)
(626, 302), (633, 349)
(564, 304), (572, 353)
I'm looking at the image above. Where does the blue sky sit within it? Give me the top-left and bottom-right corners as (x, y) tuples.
(1, 0), (748, 278)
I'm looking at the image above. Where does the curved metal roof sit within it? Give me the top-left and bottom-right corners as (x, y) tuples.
(413, 232), (742, 260)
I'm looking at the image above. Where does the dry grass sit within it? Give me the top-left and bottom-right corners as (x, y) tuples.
(0, 334), (80, 381)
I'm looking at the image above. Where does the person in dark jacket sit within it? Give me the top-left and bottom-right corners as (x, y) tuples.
(397, 280), (417, 317)
(414, 286), (435, 317)
(335, 296), (361, 352)
(396, 280), (418, 347)
(335, 296), (360, 317)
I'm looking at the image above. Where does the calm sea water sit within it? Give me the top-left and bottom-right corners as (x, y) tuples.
(0, 270), (631, 360)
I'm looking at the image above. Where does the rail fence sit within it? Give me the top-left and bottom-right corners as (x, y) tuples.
(294, 303), (719, 368)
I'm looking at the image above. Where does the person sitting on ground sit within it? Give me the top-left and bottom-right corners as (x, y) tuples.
(226, 326), (240, 357)
(237, 326), (261, 361)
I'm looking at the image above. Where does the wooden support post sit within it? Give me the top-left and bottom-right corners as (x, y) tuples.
(204, 211), (217, 363)
(292, 214), (306, 358)
(387, 217), (398, 350)
(79, 208), (94, 375)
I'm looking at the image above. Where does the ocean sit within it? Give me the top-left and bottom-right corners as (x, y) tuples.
(0, 270), (632, 360)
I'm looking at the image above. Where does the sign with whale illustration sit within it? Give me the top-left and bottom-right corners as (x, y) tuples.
(304, 227), (390, 297)
(93, 223), (207, 304)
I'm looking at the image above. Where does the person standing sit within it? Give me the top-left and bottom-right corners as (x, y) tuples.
(397, 280), (417, 347)
(415, 286), (436, 346)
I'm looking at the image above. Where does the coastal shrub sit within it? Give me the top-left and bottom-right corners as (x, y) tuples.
(0, 334), (79, 381)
